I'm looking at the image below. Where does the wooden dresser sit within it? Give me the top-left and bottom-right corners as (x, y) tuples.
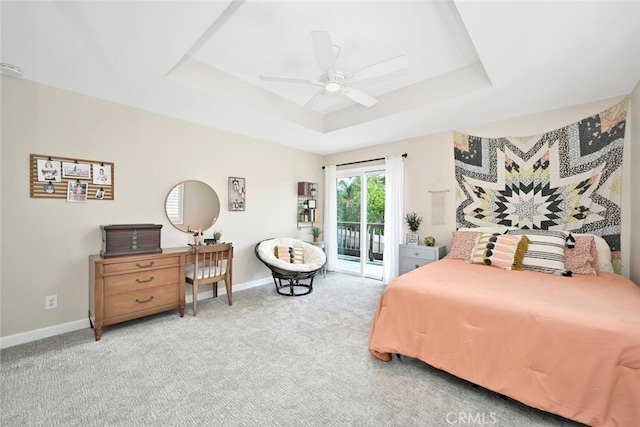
(89, 248), (189, 340)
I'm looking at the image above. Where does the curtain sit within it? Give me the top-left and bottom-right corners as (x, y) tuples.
(383, 156), (404, 283)
(324, 165), (338, 272)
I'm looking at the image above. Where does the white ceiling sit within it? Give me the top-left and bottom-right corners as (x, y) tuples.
(2, 1), (639, 155)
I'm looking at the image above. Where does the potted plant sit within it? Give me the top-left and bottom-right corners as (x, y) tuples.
(310, 226), (322, 242)
(404, 212), (422, 245)
(212, 230), (222, 243)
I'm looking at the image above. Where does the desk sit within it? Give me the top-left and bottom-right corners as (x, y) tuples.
(89, 247), (190, 341)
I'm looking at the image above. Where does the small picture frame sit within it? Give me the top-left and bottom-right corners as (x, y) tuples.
(228, 177), (246, 211)
(307, 199), (317, 209)
(62, 161), (91, 179)
(67, 181), (88, 203)
(95, 188), (105, 200)
(92, 164), (112, 185)
(37, 159), (62, 182)
(43, 182), (56, 194)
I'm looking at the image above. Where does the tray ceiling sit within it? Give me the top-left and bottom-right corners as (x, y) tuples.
(2, 1), (639, 155)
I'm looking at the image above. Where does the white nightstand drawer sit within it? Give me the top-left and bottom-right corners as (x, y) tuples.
(399, 246), (438, 261)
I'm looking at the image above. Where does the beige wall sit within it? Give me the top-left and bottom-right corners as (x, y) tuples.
(2, 75), (637, 345)
(630, 81), (640, 284)
(0, 76), (323, 341)
(324, 95), (635, 279)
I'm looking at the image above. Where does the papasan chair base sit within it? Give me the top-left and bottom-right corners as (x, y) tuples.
(255, 238), (326, 297)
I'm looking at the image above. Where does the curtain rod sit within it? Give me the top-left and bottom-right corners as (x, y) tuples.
(322, 153), (407, 169)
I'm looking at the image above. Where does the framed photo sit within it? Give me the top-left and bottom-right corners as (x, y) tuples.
(37, 159), (62, 182)
(43, 182), (56, 194)
(92, 164), (112, 185)
(67, 181), (88, 203)
(228, 177), (246, 211)
(95, 188), (105, 200)
(307, 199), (317, 209)
(62, 161), (91, 179)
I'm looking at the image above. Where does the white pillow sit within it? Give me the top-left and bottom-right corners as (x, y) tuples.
(573, 233), (614, 273)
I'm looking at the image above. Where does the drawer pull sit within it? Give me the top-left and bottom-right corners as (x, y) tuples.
(135, 296), (154, 304)
(135, 276), (154, 284)
(414, 252), (420, 256)
(414, 264), (419, 269)
(135, 262), (155, 269)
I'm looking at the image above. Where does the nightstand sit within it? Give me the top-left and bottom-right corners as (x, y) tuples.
(399, 244), (446, 275)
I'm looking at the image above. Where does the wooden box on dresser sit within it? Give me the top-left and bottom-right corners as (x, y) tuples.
(399, 244), (446, 275)
(89, 248), (187, 341)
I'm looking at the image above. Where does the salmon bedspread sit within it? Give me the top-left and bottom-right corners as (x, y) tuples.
(368, 259), (640, 427)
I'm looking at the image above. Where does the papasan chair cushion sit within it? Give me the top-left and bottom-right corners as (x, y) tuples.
(255, 238), (326, 296)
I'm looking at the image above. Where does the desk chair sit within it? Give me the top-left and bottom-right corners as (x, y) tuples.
(186, 243), (233, 316)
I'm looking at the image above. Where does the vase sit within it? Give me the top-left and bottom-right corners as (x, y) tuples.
(406, 233), (419, 245)
(424, 236), (436, 246)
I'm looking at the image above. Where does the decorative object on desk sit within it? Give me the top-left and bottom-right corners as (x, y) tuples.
(213, 230), (222, 243)
(424, 236), (436, 246)
(310, 226), (322, 242)
(192, 228), (203, 246)
(228, 176), (246, 211)
(404, 211), (422, 245)
(100, 224), (162, 257)
(309, 186), (317, 198)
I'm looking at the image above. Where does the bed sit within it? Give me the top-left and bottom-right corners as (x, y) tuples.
(368, 231), (640, 427)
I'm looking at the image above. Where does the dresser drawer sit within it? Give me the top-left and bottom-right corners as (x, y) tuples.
(104, 284), (179, 319)
(400, 258), (433, 272)
(399, 246), (438, 261)
(103, 256), (180, 274)
(104, 267), (179, 296)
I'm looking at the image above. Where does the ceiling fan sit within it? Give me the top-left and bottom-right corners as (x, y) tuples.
(259, 31), (408, 109)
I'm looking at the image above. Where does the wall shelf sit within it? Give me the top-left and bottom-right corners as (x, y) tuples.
(297, 181), (319, 230)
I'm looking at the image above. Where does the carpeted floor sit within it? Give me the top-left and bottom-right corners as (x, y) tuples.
(0, 273), (583, 426)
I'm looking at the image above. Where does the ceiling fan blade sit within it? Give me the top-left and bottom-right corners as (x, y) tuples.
(346, 55), (408, 82)
(302, 89), (326, 109)
(311, 31), (336, 72)
(260, 75), (323, 87)
(340, 87), (378, 107)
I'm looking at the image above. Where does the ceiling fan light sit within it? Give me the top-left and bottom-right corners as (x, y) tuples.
(325, 82), (341, 92)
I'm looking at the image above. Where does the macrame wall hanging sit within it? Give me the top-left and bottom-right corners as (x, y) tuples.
(428, 181), (449, 225)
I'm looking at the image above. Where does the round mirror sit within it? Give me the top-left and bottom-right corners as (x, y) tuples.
(165, 180), (220, 233)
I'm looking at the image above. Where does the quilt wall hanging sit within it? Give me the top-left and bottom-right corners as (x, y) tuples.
(453, 98), (628, 272)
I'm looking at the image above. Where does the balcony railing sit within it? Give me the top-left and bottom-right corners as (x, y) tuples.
(337, 221), (384, 261)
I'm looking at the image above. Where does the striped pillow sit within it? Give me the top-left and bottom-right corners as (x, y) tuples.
(274, 245), (305, 264)
(507, 229), (567, 274)
(470, 233), (529, 270)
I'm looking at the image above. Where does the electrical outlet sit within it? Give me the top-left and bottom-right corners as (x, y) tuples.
(45, 295), (57, 310)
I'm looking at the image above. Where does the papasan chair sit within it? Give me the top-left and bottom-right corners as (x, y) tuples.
(255, 238), (327, 296)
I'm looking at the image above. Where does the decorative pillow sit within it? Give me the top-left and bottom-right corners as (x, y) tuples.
(292, 247), (305, 264)
(564, 235), (598, 275)
(274, 245), (305, 264)
(573, 233), (614, 273)
(445, 231), (481, 260)
(470, 233), (529, 270)
(507, 229), (567, 274)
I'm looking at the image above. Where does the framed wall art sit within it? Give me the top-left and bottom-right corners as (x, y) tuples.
(228, 177), (246, 211)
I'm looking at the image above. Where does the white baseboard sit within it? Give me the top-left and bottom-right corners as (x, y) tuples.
(0, 277), (272, 349)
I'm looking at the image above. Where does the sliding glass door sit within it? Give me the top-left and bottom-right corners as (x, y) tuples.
(335, 166), (385, 279)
